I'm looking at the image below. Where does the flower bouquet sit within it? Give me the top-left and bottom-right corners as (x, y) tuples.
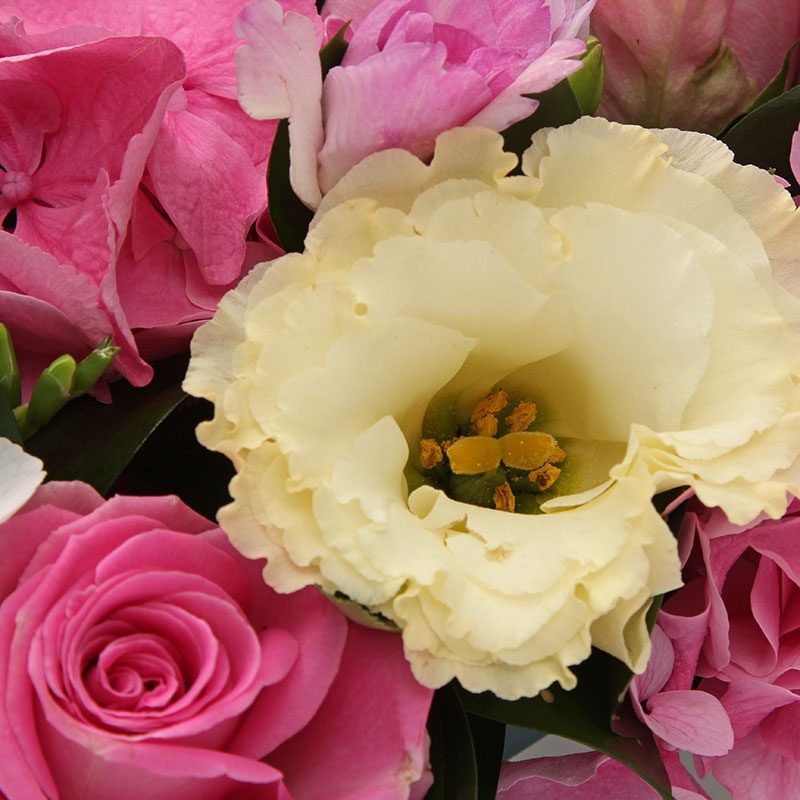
(3, 0), (800, 798)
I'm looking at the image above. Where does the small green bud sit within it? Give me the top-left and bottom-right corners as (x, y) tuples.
(0, 324), (21, 408)
(568, 37), (604, 116)
(17, 355), (76, 437)
(71, 337), (120, 396)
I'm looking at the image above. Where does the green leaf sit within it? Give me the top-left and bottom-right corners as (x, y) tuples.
(502, 78), (583, 162)
(0, 388), (22, 444)
(0, 323), (21, 409)
(266, 118), (315, 253)
(468, 712), (505, 800)
(425, 684), (480, 800)
(320, 23), (349, 78)
(721, 84), (800, 191)
(25, 354), (188, 496)
(455, 648), (676, 800)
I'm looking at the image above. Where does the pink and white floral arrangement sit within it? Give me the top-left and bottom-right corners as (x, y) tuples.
(2, 1), (800, 798)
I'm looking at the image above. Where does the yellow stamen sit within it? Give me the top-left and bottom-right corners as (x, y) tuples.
(419, 438), (443, 469)
(550, 446), (566, 464)
(470, 389), (508, 436)
(445, 436), (502, 474)
(505, 401), (537, 432)
(499, 432), (558, 471)
(493, 483), (515, 512)
(529, 463), (561, 490)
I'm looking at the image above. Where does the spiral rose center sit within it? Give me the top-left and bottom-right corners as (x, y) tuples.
(410, 388), (566, 513)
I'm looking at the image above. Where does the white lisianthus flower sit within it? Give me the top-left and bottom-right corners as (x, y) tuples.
(185, 117), (800, 700)
(0, 438), (44, 523)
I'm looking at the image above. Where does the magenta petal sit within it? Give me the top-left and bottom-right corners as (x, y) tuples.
(269, 622), (433, 800)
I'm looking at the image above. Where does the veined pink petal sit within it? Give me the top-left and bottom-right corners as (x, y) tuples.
(146, 106), (265, 285)
(235, 0), (324, 207)
(645, 690), (734, 755)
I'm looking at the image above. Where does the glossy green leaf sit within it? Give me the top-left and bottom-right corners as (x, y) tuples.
(456, 648), (675, 800)
(25, 354), (188, 496)
(502, 78), (583, 162)
(0, 324), (21, 409)
(721, 84), (800, 192)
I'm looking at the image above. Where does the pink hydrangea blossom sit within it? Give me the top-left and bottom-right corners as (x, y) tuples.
(632, 498), (800, 798)
(0, 482), (433, 800)
(0, 2), (282, 392)
(236, 0), (595, 206)
(592, 0), (800, 132)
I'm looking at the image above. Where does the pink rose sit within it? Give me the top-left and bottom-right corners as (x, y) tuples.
(592, 0), (800, 132)
(236, 0), (594, 206)
(635, 498), (800, 798)
(0, 482), (433, 800)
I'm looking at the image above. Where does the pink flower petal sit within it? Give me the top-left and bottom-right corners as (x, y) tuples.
(235, 0), (324, 207)
(645, 690), (733, 755)
(268, 622), (434, 800)
(318, 42), (490, 191)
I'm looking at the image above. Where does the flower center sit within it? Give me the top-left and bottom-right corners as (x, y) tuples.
(0, 170), (33, 205)
(409, 388), (566, 513)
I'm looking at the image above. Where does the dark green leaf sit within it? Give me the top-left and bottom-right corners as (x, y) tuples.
(109, 395), (235, 521)
(25, 354), (188, 496)
(502, 79), (583, 162)
(0, 389), (22, 444)
(425, 684), (480, 800)
(456, 649), (675, 800)
(266, 118), (314, 253)
(721, 85), (800, 192)
(468, 712), (505, 800)
(320, 23), (349, 78)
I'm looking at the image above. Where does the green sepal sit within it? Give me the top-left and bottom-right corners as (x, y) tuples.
(318, 588), (400, 632)
(0, 324), (21, 409)
(501, 78), (583, 163)
(568, 37), (604, 115)
(18, 355), (76, 437)
(71, 337), (120, 396)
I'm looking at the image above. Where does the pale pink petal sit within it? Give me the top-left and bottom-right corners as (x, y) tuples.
(235, 0), (324, 207)
(269, 622), (433, 800)
(0, 440), (44, 527)
(318, 43), (490, 191)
